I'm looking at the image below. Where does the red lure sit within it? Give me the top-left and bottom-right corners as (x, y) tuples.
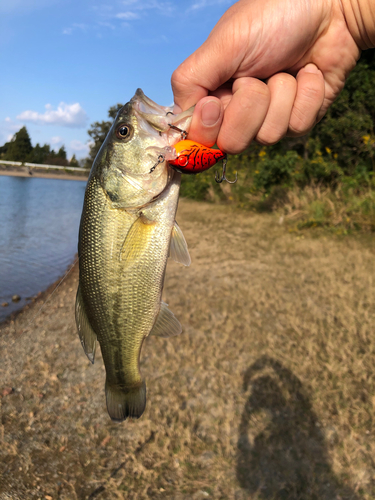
(168, 140), (226, 174)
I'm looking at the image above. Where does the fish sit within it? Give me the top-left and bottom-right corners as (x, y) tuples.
(75, 89), (193, 422)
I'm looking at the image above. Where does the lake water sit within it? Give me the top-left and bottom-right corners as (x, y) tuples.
(0, 175), (86, 322)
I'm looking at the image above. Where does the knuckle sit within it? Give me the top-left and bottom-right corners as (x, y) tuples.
(248, 80), (270, 101)
(269, 73), (296, 89)
(288, 119), (313, 137)
(239, 80), (270, 109)
(171, 67), (187, 91)
(218, 135), (248, 155)
(256, 128), (282, 146)
(171, 63), (194, 94)
(299, 84), (323, 104)
(289, 105), (315, 134)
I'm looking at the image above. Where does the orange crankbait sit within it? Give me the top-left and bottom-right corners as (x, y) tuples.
(168, 140), (226, 174)
(154, 123), (237, 183)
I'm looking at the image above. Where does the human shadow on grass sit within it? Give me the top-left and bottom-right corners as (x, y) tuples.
(236, 356), (359, 500)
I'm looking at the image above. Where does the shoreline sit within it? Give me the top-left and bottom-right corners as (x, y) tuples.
(0, 166), (88, 182)
(0, 257), (79, 329)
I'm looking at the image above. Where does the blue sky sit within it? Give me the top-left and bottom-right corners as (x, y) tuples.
(0, 0), (236, 160)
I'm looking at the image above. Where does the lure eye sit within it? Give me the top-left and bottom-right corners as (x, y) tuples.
(115, 124), (133, 141)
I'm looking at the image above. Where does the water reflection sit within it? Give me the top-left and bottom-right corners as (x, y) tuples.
(237, 356), (358, 500)
(0, 176), (86, 321)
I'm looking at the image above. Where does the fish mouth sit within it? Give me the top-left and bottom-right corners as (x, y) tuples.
(115, 89), (166, 123)
(131, 88), (173, 117)
(129, 89), (194, 143)
(129, 89), (173, 134)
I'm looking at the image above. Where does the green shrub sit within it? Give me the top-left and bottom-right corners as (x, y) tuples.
(252, 151), (299, 191)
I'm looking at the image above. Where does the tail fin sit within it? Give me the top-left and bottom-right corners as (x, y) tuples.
(105, 380), (146, 422)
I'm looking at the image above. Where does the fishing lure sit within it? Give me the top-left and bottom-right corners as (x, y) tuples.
(168, 139), (237, 184)
(168, 140), (225, 174)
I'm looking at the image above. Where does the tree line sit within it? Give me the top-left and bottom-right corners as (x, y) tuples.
(0, 126), (80, 167)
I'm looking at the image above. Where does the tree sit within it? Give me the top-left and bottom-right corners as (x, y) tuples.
(4, 126), (33, 162)
(85, 103), (123, 168)
(27, 143), (51, 164)
(57, 145), (67, 159)
(0, 141), (10, 159)
(69, 154), (79, 167)
(43, 145), (69, 166)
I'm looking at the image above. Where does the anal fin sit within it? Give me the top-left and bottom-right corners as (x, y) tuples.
(75, 285), (97, 364)
(149, 301), (182, 338)
(169, 221), (191, 267)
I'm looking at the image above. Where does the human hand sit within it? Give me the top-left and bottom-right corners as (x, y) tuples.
(171, 0), (362, 154)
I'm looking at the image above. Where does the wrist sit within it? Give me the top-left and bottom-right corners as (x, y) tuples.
(341, 0), (375, 49)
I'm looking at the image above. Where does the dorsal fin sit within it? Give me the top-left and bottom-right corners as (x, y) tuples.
(169, 221), (191, 267)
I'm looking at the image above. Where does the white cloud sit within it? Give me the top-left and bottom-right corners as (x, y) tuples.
(122, 0), (174, 12)
(70, 139), (92, 153)
(112, 1), (175, 24)
(187, 0), (234, 11)
(62, 23), (88, 35)
(116, 11), (139, 20)
(50, 136), (63, 145)
(65, 140), (94, 160)
(0, 117), (22, 145)
(17, 102), (88, 128)
(98, 21), (115, 29)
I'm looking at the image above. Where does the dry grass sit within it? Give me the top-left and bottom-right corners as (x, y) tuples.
(0, 198), (374, 499)
(275, 184), (374, 234)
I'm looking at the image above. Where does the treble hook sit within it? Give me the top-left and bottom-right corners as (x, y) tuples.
(149, 154), (165, 173)
(168, 124), (187, 140)
(215, 157), (237, 184)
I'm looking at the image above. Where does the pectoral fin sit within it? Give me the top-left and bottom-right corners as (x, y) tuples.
(169, 221), (191, 267)
(120, 214), (156, 263)
(149, 301), (182, 338)
(75, 286), (97, 364)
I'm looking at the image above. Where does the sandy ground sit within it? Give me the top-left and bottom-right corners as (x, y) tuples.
(0, 199), (374, 500)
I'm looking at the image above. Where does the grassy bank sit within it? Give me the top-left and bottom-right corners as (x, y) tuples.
(180, 151), (375, 235)
(1, 198), (374, 499)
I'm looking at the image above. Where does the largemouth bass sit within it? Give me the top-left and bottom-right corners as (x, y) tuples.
(76, 89), (193, 422)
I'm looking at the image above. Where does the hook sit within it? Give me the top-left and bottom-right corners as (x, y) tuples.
(215, 157), (237, 184)
(149, 154), (165, 173)
(168, 124), (187, 140)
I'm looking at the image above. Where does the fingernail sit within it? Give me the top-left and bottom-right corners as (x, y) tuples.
(304, 63), (320, 74)
(201, 100), (221, 126)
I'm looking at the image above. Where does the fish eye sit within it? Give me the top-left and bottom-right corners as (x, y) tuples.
(115, 124), (133, 141)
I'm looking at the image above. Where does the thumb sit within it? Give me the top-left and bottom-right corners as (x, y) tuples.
(171, 31), (243, 111)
